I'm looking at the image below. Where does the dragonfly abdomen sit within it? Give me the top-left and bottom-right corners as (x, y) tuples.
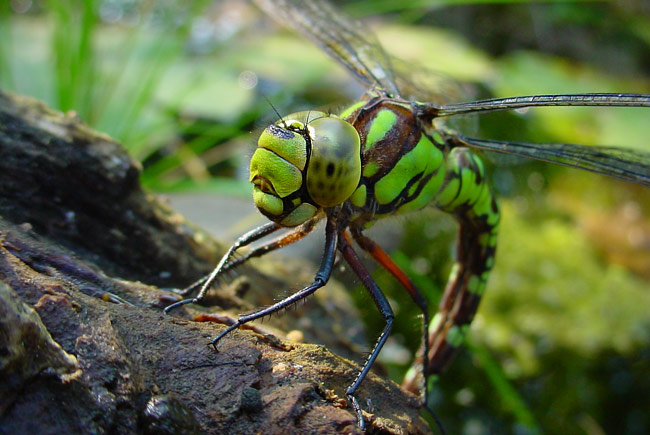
(403, 146), (500, 392)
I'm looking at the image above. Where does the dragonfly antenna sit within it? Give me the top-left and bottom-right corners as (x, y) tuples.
(264, 95), (288, 128)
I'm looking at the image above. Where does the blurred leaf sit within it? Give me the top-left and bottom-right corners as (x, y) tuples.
(0, 1), (13, 89)
(485, 202), (650, 360)
(466, 336), (540, 432)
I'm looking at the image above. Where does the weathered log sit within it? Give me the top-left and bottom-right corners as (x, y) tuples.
(0, 90), (429, 434)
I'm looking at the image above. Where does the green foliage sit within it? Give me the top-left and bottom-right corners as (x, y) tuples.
(0, 2), (14, 89)
(2, 0), (242, 192)
(48, 0), (97, 117)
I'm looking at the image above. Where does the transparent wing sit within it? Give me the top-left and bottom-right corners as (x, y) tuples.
(389, 58), (475, 107)
(252, 0), (474, 125)
(453, 135), (650, 187)
(253, 0), (399, 96)
(415, 94), (650, 186)
(393, 58), (479, 133)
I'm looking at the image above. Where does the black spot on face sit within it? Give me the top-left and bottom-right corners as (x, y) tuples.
(317, 181), (325, 190)
(326, 162), (335, 177)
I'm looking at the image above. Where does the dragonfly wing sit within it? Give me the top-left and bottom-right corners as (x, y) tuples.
(390, 57), (475, 106)
(455, 135), (650, 187)
(253, 0), (477, 132)
(253, 0), (399, 96)
(398, 62), (480, 137)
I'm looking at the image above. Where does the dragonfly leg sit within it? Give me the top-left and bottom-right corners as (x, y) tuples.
(404, 148), (500, 393)
(164, 221), (282, 313)
(208, 217), (337, 348)
(338, 231), (394, 431)
(172, 218), (320, 297)
(349, 228), (431, 402)
(221, 217), (319, 274)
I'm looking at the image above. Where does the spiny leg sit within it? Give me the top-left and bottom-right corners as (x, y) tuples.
(220, 218), (319, 274)
(164, 221), (282, 313)
(350, 228), (446, 433)
(349, 228), (431, 399)
(172, 219), (319, 297)
(338, 231), (394, 431)
(208, 217), (338, 348)
(403, 147), (500, 392)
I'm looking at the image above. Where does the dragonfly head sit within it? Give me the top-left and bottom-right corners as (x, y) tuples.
(250, 111), (361, 226)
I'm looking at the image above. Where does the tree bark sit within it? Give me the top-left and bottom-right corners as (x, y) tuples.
(0, 90), (429, 434)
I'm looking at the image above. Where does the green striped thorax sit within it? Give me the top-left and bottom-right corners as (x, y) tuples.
(250, 111), (362, 226)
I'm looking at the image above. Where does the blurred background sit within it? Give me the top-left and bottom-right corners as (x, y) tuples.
(1, 0), (649, 433)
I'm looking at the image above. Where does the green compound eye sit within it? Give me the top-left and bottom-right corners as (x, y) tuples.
(305, 116), (361, 207)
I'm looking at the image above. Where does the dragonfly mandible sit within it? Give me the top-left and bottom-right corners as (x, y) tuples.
(166, 0), (650, 430)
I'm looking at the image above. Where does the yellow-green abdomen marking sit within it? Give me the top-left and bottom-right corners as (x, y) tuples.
(423, 146), (500, 376)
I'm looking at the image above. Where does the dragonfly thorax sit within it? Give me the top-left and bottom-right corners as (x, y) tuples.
(340, 94), (451, 226)
(250, 111), (362, 227)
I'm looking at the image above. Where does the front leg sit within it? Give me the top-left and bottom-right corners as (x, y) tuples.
(207, 216), (338, 348)
(171, 218), (319, 298)
(164, 221), (282, 313)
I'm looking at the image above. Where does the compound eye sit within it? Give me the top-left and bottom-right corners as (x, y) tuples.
(305, 116), (361, 207)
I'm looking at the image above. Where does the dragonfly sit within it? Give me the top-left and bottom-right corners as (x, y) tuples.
(165, 0), (650, 430)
